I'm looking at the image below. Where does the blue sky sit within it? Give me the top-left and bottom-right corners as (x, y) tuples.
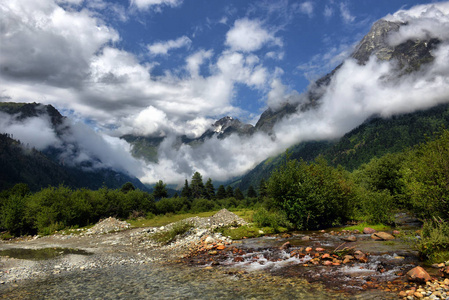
(2, 0), (449, 183)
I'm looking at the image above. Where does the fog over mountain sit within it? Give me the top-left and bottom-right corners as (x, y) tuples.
(1, 1), (449, 185)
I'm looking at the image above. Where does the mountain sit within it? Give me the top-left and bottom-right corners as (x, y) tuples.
(253, 19), (440, 134)
(0, 102), (148, 191)
(122, 116), (255, 162)
(234, 103), (449, 192)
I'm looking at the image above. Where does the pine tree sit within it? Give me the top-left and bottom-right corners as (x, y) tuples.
(190, 172), (205, 199)
(181, 179), (191, 199)
(216, 185), (227, 199)
(153, 180), (168, 200)
(225, 186), (234, 198)
(259, 178), (268, 199)
(234, 187), (244, 200)
(204, 178), (215, 200)
(247, 185), (257, 198)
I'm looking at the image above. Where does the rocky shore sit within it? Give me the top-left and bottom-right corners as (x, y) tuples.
(1, 210), (449, 299)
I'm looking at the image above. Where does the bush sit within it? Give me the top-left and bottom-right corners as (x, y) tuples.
(150, 221), (193, 245)
(354, 188), (395, 224)
(0, 194), (30, 236)
(401, 130), (449, 219)
(268, 157), (355, 230)
(252, 208), (293, 231)
(416, 217), (449, 263)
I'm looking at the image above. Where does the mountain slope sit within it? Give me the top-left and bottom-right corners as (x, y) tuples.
(0, 103), (148, 191)
(236, 103), (449, 192)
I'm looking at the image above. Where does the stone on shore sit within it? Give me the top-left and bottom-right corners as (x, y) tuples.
(341, 235), (357, 242)
(371, 232), (394, 241)
(363, 227), (376, 234)
(406, 266), (431, 283)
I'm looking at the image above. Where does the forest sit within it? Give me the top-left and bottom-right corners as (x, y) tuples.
(1, 128), (449, 262)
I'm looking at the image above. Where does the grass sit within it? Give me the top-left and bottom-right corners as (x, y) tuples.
(149, 222), (194, 245)
(342, 222), (392, 232)
(127, 209), (255, 228)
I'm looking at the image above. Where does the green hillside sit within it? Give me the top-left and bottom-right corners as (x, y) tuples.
(237, 103), (449, 192)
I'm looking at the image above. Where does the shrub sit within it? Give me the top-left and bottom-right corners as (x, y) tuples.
(354, 188), (395, 224)
(268, 157), (355, 230)
(401, 130), (449, 219)
(416, 217), (449, 263)
(252, 208), (293, 231)
(150, 221), (193, 245)
(0, 194), (30, 236)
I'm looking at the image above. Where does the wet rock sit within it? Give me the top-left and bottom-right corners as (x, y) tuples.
(321, 253), (331, 260)
(371, 232), (394, 241)
(301, 236), (310, 241)
(363, 227), (376, 234)
(315, 247), (325, 252)
(341, 235), (357, 242)
(305, 247), (312, 252)
(392, 230), (401, 236)
(406, 266), (431, 283)
(440, 266), (449, 278)
(280, 242), (291, 250)
(234, 257), (244, 262)
(322, 260), (333, 266)
(216, 244), (226, 250)
(354, 250), (368, 263)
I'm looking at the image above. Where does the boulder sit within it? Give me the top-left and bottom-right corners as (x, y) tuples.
(371, 232), (394, 241)
(363, 227), (376, 234)
(341, 235), (357, 242)
(354, 250), (368, 263)
(406, 266), (431, 283)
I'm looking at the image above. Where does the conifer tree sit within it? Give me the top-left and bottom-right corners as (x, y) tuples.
(181, 179), (192, 199)
(190, 172), (205, 199)
(216, 185), (227, 199)
(247, 185), (257, 198)
(205, 178), (215, 200)
(234, 187), (244, 200)
(153, 180), (168, 200)
(225, 186), (234, 198)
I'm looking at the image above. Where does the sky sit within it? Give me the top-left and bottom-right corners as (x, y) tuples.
(1, 0), (449, 185)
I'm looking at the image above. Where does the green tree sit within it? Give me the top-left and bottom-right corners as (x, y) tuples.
(216, 185), (227, 199)
(259, 178), (268, 199)
(225, 186), (234, 198)
(247, 185), (257, 198)
(204, 178), (215, 200)
(190, 172), (205, 199)
(120, 182), (135, 194)
(402, 130), (449, 219)
(268, 157), (355, 230)
(153, 180), (168, 200)
(181, 179), (191, 199)
(234, 187), (244, 200)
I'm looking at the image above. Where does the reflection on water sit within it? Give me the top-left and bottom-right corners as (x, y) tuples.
(0, 248), (92, 260)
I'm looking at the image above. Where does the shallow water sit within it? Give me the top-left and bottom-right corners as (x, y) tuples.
(0, 262), (351, 300)
(0, 248), (91, 260)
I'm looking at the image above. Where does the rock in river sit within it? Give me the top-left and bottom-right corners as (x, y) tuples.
(406, 266), (431, 283)
(371, 232), (394, 241)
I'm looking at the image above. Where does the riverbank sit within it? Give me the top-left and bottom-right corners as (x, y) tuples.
(1, 210), (448, 299)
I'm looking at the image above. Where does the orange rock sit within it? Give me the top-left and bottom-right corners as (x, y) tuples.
(216, 244), (226, 250)
(363, 227), (376, 234)
(321, 253), (331, 260)
(305, 247), (312, 252)
(322, 260), (333, 266)
(315, 247), (325, 252)
(406, 266), (431, 283)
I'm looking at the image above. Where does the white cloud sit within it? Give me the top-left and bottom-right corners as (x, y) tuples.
(130, 0), (182, 11)
(340, 3), (355, 23)
(225, 18), (281, 52)
(147, 36), (192, 56)
(300, 2), (314, 18)
(385, 2), (449, 46)
(324, 5), (333, 18)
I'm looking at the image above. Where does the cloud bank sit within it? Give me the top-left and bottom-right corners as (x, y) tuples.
(1, 0), (449, 185)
